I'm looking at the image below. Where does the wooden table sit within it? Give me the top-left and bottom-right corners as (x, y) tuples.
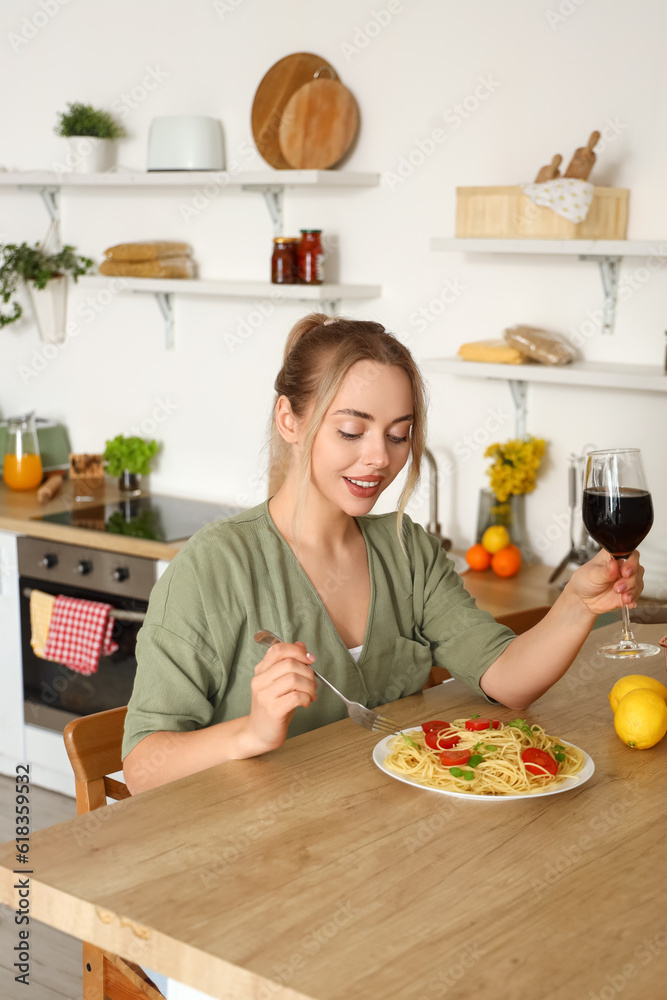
(2, 622), (667, 1000)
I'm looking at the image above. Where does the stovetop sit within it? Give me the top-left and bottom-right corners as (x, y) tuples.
(31, 494), (246, 543)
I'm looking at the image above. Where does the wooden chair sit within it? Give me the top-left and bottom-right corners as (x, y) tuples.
(63, 706), (166, 1000)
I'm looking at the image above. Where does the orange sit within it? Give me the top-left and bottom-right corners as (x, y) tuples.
(491, 544), (522, 577)
(466, 544), (492, 571)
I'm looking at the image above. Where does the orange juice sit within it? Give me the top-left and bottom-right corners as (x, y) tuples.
(3, 453), (43, 490)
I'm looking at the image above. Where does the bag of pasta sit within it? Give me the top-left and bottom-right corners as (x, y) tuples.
(503, 325), (576, 366)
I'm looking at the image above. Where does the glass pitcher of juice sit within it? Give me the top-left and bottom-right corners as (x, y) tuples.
(3, 412), (43, 491)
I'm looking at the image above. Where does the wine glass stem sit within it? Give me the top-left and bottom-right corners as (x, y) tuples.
(620, 603), (636, 646)
(619, 559), (637, 647)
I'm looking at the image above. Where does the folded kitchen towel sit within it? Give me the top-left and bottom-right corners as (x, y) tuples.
(30, 589), (56, 659)
(43, 595), (119, 675)
(521, 178), (594, 223)
(458, 339), (525, 364)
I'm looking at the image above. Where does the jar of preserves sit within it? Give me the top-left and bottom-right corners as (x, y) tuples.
(297, 229), (324, 285)
(271, 237), (298, 284)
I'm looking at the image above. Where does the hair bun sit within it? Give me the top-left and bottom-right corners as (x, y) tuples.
(282, 312), (329, 360)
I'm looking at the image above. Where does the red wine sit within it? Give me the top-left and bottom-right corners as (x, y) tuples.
(582, 487), (653, 558)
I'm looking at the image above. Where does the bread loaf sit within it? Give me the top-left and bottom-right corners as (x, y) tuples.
(504, 326), (575, 366)
(458, 339), (525, 364)
(104, 241), (192, 261)
(99, 257), (195, 278)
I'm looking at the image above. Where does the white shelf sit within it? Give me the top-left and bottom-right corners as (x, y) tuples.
(0, 169), (379, 188)
(424, 357), (667, 392)
(79, 275), (381, 300)
(78, 276), (381, 350)
(431, 238), (667, 256)
(430, 237), (667, 335)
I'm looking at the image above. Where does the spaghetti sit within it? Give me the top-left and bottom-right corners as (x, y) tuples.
(383, 717), (586, 796)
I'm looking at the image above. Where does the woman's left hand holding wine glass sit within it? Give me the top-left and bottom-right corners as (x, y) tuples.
(566, 547), (644, 618)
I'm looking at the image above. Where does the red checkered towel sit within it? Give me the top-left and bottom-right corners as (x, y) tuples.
(43, 595), (119, 675)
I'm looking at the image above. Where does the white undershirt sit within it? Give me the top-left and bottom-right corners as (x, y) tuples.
(347, 644), (363, 662)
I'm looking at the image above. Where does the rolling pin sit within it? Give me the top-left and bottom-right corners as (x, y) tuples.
(563, 131), (600, 180)
(37, 471), (66, 504)
(534, 154), (562, 183)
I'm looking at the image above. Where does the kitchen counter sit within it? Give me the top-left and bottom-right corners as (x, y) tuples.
(0, 479), (191, 561)
(0, 479), (563, 610)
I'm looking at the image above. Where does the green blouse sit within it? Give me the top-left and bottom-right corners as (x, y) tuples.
(121, 498), (516, 760)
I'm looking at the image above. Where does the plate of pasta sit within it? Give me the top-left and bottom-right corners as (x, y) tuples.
(374, 716), (594, 799)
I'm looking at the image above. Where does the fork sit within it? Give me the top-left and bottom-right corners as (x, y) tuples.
(254, 629), (401, 736)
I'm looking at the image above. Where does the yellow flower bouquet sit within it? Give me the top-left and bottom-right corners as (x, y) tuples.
(484, 436), (546, 503)
(476, 437), (547, 550)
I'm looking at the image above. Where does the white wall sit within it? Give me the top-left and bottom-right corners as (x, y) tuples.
(1, 0), (666, 571)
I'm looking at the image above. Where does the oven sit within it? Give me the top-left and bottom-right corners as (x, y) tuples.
(18, 536), (156, 735)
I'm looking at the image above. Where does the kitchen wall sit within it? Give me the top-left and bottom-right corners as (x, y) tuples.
(1, 0), (666, 572)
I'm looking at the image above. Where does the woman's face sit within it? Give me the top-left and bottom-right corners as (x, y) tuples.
(307, 360), (414, 514)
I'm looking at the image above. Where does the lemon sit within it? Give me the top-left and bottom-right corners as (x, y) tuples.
(614, 689), (667, 749)
(608, 674), (667, 713)
(481, 525), (510, 554)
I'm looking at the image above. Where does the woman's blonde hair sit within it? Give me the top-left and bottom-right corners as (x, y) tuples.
(267, 312), (428, 555)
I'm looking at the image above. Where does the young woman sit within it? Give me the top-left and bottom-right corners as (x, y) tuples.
(122, 314), (643, 794)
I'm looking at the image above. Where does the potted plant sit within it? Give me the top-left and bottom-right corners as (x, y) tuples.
(0, 242), (94, 342)
(54, 102), (126, 173)
(103, 435), (160, 495)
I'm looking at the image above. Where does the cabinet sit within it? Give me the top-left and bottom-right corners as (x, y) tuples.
(0, 530), (24, 772)
(1, 169), (382, 348)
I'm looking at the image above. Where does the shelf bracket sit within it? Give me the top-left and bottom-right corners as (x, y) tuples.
(17, 184), (60, 228)
(578, 254), (621, 335)
(508, 379), (528, 438)
(242, 185), (284, 236)
(154, 292), (174, 349)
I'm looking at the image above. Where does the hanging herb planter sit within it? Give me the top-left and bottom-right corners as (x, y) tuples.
(0, 242), (94, 341)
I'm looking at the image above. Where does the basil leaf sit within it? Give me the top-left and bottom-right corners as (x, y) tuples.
(485, 744), (498, 751)
(463, 771), (475, 780)
(467, 754), (484, 767)
(401, 733), (418, 748)
(449, 767), (463, 777)
(555, 752), (566, 762)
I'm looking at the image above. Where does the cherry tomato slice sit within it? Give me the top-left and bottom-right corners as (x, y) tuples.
(464, 719), (501, 731)
(521, 748), (558, 776)
(424, 731), (461, 750)
(440, 748), (471, 766)
(438, 733), (461, 749)
(422, 720), (450, 733)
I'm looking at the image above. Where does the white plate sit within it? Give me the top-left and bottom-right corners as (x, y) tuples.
(373, 728), (595, 800)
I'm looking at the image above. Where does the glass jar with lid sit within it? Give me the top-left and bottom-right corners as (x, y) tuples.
(271, 237), (298, 284)
(297, 230), (324, 285)
(2, 411), (43, 491)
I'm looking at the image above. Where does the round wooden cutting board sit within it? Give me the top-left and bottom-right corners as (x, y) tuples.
(251, 52), (335, 169)
(278, 77), (359, 170)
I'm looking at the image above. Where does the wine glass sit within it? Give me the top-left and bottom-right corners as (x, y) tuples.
(582, 448), (659, 658)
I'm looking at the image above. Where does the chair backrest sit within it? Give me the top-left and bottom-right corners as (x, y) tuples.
(62, 707), (166, 999)
(63, 706), (131, 815)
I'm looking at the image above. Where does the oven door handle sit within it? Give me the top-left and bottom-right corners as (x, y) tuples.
(22, 587), (147, 622)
